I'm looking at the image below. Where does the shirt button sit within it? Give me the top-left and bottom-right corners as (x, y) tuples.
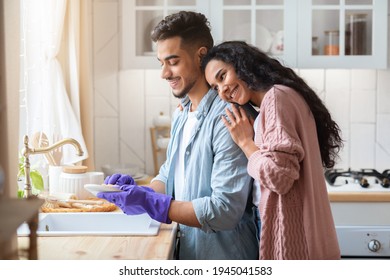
(185, 151), (190, 155)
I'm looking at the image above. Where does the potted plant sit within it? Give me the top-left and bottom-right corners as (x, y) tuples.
(17, 154), (44, 198)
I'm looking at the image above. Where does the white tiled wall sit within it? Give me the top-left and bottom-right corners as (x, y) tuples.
(92, 0), (390, 175)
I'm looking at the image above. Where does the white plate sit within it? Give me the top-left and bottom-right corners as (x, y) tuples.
(84, 184), (123, 197)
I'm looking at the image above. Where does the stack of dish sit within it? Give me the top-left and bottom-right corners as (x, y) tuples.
(101, 163), (147, 182)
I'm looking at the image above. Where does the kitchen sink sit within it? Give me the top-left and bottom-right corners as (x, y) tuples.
(17, 212), (160, 236)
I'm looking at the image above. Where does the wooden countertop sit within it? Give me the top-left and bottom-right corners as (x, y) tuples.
(18, 222), (178, 260)
(328, 192), (390, 202)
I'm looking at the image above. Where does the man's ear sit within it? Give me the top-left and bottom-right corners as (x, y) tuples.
(198, 47), (208, 58)
(196, 46), (208, 66)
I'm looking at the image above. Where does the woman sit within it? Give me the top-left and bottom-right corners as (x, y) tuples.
(202, 41), (343, 260)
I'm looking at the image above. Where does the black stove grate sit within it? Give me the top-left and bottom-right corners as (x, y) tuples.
(325, 168), (390, 188)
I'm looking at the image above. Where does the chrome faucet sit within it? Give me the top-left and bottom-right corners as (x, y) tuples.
(21, 134), (84, 199)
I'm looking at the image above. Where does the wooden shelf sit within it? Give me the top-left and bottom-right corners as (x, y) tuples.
(150, 126), (170, 176)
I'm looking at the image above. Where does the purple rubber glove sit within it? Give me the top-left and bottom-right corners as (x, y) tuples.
(104, 173), (135, 186)
(117, 184), (155, 192)
(97, 185), (173, 224)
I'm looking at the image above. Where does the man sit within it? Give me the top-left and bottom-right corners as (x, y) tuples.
(98, 11), (259, 260)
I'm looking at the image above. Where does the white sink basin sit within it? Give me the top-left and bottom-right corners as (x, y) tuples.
(17, 212), (160, 236)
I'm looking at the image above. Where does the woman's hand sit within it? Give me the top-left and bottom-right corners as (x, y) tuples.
(222, 104), (258, 158)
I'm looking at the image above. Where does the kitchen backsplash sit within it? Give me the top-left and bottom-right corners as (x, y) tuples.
(92, 0), (390, 176)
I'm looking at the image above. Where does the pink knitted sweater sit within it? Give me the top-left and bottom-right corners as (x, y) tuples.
(248, 85), (340, 260)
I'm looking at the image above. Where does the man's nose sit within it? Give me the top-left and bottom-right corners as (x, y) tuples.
(161, 65), (171, 79)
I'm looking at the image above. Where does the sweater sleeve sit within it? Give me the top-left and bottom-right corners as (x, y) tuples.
(247, 86), (305, 195)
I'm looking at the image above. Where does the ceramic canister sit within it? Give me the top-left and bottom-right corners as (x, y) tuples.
(58, 165), (91, 199)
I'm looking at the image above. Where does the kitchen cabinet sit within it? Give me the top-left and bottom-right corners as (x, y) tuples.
(121, 0), (387, 69)
(121, 0), (293, 68)
(121, 0), (209, 69)
(298, 0), (388, 68)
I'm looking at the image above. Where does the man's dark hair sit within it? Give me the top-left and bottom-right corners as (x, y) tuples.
(151, 11), (213, 51)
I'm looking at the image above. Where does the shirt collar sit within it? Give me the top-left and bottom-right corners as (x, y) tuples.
(179, 89), (218, 120)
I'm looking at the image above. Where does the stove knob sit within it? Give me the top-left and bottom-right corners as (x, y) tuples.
(368, 239), (381, 252)
(359, 178), (369, 188)
(381, 178), (390, 188)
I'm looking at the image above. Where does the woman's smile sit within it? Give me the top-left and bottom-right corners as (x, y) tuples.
(229, 85), (239, 100)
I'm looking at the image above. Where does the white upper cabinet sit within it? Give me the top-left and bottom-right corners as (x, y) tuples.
(208, 0), (297, 67)
(298, 0), (388, 68)
(121, 0), (208, 69)
(121, 0), (387, 69)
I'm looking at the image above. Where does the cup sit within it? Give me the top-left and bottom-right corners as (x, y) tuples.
(87, 171), (105, 184)
(49, 165), (63, 195)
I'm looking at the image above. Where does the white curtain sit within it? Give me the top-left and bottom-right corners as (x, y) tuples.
(20, 0), (88, 165)
(67, 0), (81, 123)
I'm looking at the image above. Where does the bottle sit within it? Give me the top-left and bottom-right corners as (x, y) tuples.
(324, 30), (339, 56)
(345, 13), (368, 55)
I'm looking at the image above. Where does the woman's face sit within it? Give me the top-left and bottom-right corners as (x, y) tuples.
(205, 59), (252, 105)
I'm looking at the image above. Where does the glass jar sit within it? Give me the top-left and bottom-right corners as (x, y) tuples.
(312, 36), (319, 55)
(324, 30), (339, 56)
(345, 13), (368, 55)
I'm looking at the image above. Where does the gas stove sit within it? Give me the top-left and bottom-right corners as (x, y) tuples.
(325, 168), (390, 192)
(324, 168), (390, 258)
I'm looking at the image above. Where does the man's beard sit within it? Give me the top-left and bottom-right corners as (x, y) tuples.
(171, 79), (196, 99)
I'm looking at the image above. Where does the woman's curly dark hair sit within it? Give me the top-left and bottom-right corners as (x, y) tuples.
(201, 41), (343, 168)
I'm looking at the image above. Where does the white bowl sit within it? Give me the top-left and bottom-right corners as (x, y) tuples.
(157, 137), (170, 149)
(101, 163), (139, 177)
(153, 113), (171, 127)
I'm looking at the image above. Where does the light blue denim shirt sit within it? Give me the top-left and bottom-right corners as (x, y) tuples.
(154, 89), (259, 260)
